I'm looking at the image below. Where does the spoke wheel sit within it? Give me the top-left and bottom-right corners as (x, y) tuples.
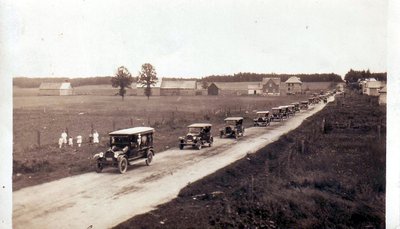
(118, 157), (128, 174)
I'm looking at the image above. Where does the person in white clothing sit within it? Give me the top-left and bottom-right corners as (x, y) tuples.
(58, 137), (63, 148)
(93, 131), (99, 144)
(61, 131), (68, 144)
(76, 135), (82, 147)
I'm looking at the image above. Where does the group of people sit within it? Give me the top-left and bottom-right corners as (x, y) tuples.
(58, 130), (99, 148)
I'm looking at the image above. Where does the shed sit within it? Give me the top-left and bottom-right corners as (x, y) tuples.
(285, 77), (302, 94)
(160, 80), (197, 96)
(365, 81), (381, 96)
(39, 82), (73, 96)
(379, 85), (386, 105)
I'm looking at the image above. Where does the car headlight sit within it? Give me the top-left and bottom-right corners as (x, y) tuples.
(114, 152), (119, 158)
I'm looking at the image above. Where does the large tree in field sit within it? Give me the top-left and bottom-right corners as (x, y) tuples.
(111, 66), (134, 101)
(138, 63), (158, 100)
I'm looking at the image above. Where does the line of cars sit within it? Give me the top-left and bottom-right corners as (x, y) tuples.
(93, 92), (333, 174)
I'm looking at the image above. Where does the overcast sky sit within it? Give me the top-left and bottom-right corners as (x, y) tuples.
(4, 0), (387, 78)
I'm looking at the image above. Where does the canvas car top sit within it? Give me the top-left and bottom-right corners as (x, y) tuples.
(256, 111), (270, 114)
(187, 123), (212, 128)
(290, 102), (299, 105)
(272, 107), (281, 110)
(224, 117), (244, 121)
(109, 127), (154, 136)
(301, 101), (309, 103)
(279, 105), (288, 109)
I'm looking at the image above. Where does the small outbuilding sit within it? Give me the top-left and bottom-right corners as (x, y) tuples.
(39, 82), (73, 96)
(379, 85), (387, 105)
(160, 80), (197, 96)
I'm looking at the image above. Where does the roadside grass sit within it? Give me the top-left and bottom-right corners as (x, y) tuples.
(115, 91), (386, 228)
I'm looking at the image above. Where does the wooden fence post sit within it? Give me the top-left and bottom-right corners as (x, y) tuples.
(321, 118), (326, 133)
(130, 118), (133, 126)
(91, 123), (94, 134)
(113, 120), (116, 130)
(301, 140), (305, 154)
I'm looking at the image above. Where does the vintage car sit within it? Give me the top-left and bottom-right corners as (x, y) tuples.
(279, 105), (290, 119)
(290, 102), (300, 112)
(253, 111), (271, 127)
(271, 107), (283, 121)
(287, 104), (296, 115)
(179, 123), (213, 150)
(220, 117), (245, 139)
(300, 101), (309, 110)
(308, 98), (315, 105)
(93, 127), (155, 174)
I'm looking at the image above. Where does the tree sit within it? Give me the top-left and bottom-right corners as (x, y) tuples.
(111, 66), (134, 101)
(201, 81), (209, 89)
(138, 63), (158, 100)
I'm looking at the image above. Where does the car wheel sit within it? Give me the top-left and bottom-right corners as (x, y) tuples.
(118, 157), (128, 174)
(179, 144), (184, 150)
(197, 143), (202, 150)
(220, 132), (223, 138)
(235, 133), (239, 139)
(95, 161), (103, 173)
(145, 150), (154, 166)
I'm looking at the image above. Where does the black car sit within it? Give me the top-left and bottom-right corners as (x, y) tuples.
(93, 127), (155, 174)
(253, 111), (271, 127)
(179, 123), (213, 150)
(220, 117), (245, 139)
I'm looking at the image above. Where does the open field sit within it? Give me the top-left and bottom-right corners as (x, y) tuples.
(116, 91), (386, 228)
(13, 93), (310, 190)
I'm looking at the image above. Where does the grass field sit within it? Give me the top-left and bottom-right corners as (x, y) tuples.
(13, 92), (310, 190)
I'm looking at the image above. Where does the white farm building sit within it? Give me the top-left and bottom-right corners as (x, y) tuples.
(39, 82), (73, 96)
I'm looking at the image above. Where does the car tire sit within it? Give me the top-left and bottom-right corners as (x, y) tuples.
(220, 132), (223, 138)
(197, 143), (202, 150)
(179, 144), (184, 150)
(118, 157), (128, 174)
(95, 161), (103, 173)
(145, 150), (154, 166)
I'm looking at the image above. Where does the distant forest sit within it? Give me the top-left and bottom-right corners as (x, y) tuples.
(13, 72), (343, 88)
(344, 69), (387, 83)
(13, 76), (113, 88)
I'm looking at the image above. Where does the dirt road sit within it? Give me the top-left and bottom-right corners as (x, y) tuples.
(13, 97), (333, 229)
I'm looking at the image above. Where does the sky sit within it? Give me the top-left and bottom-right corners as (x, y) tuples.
(1, 0), (387, 78)
(3, 0), (387, 78)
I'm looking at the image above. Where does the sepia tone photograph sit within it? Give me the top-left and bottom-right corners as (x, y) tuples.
(1, 0), (399, 228)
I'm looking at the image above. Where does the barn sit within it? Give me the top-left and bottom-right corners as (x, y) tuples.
(207, 82), (256, 96)
(39, 82), (73, 96)
(364, 81), (382, 96)
(160, 80), (197, 96)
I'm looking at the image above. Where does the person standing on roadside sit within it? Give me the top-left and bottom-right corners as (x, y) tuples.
(61, 130), (68, 145)
(68, 136), (73, 147)
(76, 135), (82, 147)
(93, 130), (99, 144)
(58, 137), (63, 148)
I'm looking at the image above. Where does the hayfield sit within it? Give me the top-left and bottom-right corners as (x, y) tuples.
(13, 93), (309, 189)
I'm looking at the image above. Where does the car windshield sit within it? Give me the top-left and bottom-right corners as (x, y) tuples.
(257, 113), (267, 118)
(272, 109), (280, 114)
(225, 120), (237, 125)
(188, 127), (202, 134)
(110, 136), (129, 145)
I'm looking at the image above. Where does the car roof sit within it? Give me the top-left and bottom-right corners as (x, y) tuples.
(224, 117), (244, 121)
(272, 107), (281, 109)
(279, 105), (288, 108)
(291, 102), (299, 105)
(109, 127), (154, 135)
(187, 123), (212, 128)
(256, 111), (270, 114)
(301, 101), (309, 103)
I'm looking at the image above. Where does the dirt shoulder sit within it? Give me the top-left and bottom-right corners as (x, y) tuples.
(115, 91), (386, 229)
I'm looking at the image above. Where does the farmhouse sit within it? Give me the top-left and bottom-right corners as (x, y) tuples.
(136, 81), (161, 96)
(285, 77), (302, 94)
(207, 82), (258, 96)
(39, 82), (73, 96)
(379, 85), (386, 105)
(160, 80), (197, 96)
(364, 81), (382, 96)
(247, 78), (281, 95)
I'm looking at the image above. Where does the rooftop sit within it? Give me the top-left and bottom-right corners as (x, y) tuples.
(187, 123), (212, 128)
(109, 127), (154, 135)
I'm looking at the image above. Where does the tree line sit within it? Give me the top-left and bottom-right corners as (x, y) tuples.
(201, 72), (343, 83)
(13, 76), (113, 88)
(344, 69), (387, 83)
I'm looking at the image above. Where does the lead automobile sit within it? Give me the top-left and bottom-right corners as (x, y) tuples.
(271, 107), (283, 121)
(220, 117), (245, 139)
(253, 111), (271, 127)
(93, 127), (155, 174)
(179, 123), (213, 150)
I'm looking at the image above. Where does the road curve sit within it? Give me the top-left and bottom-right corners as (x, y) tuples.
(13, 97), (334, 229)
